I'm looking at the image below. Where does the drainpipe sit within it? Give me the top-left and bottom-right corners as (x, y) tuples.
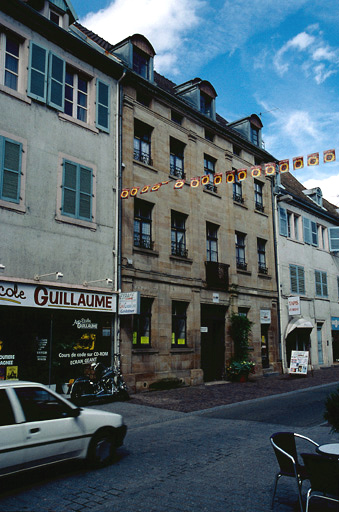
(271, 170), (283, 371)
(113, 69), (126, 370)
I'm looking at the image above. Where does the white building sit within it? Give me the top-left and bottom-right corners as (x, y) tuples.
(275, 172), (339, 372)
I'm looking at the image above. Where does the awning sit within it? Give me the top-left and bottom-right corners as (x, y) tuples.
(285, 317), (314, 337)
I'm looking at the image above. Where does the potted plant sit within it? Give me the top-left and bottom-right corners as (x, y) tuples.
(226, 360), (255, 382)
(227, 313), (255, 382)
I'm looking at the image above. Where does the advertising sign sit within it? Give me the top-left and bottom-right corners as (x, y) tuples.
(119, 292), (140, 315)
(331, 317), (339, 331)
(288, 296), (301, 316)
(0, 281), (116, 312)
(260, 310), (271, 324)
(289, 350), (309, 375)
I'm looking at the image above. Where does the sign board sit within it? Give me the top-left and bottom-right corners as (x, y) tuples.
(0, 281), (116, 312)
(289, 350), (309, 375)
(200, 327), (208, 333)
(288, 296), (301, 316)
(260, 309), (271, 324)
(331, 317), (339, 331)
(119, 292), (140, 315)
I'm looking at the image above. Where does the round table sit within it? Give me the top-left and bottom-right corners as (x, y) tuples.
(316, 443), (339, 457)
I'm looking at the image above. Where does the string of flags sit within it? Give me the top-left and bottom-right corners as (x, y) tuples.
(121, 148), (336, 199)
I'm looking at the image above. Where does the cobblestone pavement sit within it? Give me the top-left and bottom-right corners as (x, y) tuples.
(128, 366), (339, 412)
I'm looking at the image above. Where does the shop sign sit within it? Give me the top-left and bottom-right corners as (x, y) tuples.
(288, 296), (301, 316)
(289, 350), (309, 375)
(119, 292), (140, 315)
(260, 310), (271, 324)
(0, 281), (116, 312)
(331, 317), (339, 331)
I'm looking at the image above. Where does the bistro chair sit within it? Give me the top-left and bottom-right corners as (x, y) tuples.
(301, 453), (339, 512)
(270, 432), (319, 511)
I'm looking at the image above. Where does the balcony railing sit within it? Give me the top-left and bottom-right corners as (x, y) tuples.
(205, 261), (229, 290)
(171, 243), (188, 258)
(233, 193), (244, 204)
(170, 165), (185, 179)
(204, 182), (217, 193)
(134, 148), (152, 166)
(134, 234), (154, 250)
(255, 202), (264, 212)
(258, 264), (268, 274)
(236, 258), (248, 271)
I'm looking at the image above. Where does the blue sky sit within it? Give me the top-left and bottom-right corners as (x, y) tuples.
(71, 0), (339, 206)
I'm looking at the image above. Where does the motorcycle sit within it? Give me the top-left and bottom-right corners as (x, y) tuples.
(70, 362), (129, 405)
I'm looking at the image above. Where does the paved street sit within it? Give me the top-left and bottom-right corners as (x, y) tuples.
(1, 382), (339, 512)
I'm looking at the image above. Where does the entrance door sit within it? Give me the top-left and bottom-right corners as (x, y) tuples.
(200, 305), (226, 382)
(261, 325), (269, 369)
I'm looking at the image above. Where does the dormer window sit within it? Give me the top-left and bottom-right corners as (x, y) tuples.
(303, 187), (323, 207)
(50, 10), (60, 25)
(174, 79), (217, 120)
(133, 48), (149, 79)
(200, 92), (212, 117)
(251, 126), (259, 146)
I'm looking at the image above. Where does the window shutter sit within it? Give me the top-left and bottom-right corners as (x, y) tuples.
(79, 166), (92, 220)
(28, 42), (48, 102)
(329, 227), (339, 252)
(303, 217), (311, 244)
(0, 137), (21, 203)
(297, 266), (305, 294)
(62, 160), (77, 216)
(311, 221), (318, 246)
(279, 207), (288, 236)
(290, 265), (298, 293)
(315, 271), (322, 296)
(96, 79), (110, 132)
(322, 272), (328, 296)
(48, 53), (65, 111)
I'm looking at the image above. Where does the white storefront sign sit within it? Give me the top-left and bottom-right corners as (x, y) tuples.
(289, 350), (309, 375)
(0, 281), (116, 312)
(260, 309), (271, 324)
(288, 296), (301, 316)
(119, 292), (140, 315)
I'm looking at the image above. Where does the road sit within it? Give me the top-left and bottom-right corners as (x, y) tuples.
(0, 383), (338, 512)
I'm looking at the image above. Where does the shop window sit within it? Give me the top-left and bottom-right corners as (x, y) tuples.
(206, 222), (218, 262)
(172, 301), (188, 346)
(290, 264), (305, 294)
(133, 298), (153, 346)
(134, 199), (153, 250)
(171, 211), (187, 257)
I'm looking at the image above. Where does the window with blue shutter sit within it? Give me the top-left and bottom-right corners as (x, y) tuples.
(315, 270), (328, 297)
(48, 53), (65, 110)
(303, 217), (311, 244)
(62, 160), (92, 221)
(311, 221), (318, 246)
(28, 42), (48, 102)
(279, 207), (288, 236)
(96, 79), (110, 132)
(0, 136), (22, 203)
(289, 264), (305, 294)
(329, 227), (339, 252)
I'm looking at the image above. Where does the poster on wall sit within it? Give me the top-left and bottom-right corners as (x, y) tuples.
(289, 350), (309, 375)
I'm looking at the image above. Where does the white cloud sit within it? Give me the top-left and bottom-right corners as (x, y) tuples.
(302, 174), (339, 206)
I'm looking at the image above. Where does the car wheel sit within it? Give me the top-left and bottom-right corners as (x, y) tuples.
(87, 429), (116, 468)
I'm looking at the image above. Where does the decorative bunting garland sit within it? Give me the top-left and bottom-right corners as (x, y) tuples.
(121, 148), (336, 198)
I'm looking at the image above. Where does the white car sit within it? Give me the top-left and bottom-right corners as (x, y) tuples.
(0, 381), (127, 476)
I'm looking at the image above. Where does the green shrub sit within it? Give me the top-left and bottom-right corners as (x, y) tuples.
(149, 377), (184, 391)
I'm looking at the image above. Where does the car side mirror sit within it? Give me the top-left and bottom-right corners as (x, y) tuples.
(69, 407), (81, 418)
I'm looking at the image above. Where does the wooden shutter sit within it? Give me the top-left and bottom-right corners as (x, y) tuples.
(28, 42), (48, 102)
(329, 227), (339, 252)
(96, 79), (110, 132)
(290, 265), (298, 293)
(0, 137), (22, 203)
(303, 217), (311, 244)
(311, 221), (318, 246)
(279, 207), (288, 236)
(62, 160), (77, 216)
(48, 53), (65, 110)
(297, 266), (305, 294)
(79, 165), (92, 220)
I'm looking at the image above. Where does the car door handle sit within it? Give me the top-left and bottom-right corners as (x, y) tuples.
(30, 428), (40, 434)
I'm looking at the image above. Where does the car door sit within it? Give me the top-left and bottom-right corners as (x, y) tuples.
(0, 388), (26, 476)
(13, 386), (86, 469)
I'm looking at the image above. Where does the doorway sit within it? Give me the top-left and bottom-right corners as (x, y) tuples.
(200, 304), (226, 382)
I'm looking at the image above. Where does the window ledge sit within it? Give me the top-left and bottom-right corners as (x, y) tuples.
(58, 113), (100, 134)
(55, 214), (97, 231)
(236, 269), (252, 276)
(133, 246), (159, 257)
(170, 347), (193, 353)
(170, 255), (193, 264)
(234, 201), (248, 209)
(0, 200), (26, 214)
(0, 85), (31, 105)
(132, 348), (159, 354)
(133, 159), (158, 174)
(254, 209), (268, 217)
(203, 188), (222, 198)
(258, 273), (272, 280)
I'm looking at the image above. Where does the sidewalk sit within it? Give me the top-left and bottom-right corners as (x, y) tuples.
(128, 366), (339, 412)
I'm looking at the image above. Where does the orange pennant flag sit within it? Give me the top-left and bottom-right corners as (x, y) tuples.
(293, 156), (304, 170)
(279, 160), (289, 173)
(265, 163), (276, 175)
(121, 189), (129, 199)
(323, 149), (336, 163)
(307, 153), (319, 166)
(251, 166), (262, 178)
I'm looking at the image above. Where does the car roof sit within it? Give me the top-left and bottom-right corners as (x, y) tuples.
(0, 381), (47, 388)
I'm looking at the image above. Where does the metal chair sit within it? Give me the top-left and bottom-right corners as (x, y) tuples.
(270, 432), (319, 511)
(301, 453), (339, 512)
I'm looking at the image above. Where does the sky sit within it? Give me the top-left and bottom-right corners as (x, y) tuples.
(71, 0), (339, 206)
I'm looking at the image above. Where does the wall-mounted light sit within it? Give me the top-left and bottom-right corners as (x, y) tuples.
(83, 278), (113, 287)
(0, 264), (5, 273)
(34, 271), (63, 281)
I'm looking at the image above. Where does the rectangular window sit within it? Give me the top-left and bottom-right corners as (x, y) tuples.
(279, 207), (288, 236)
(133, 48), (149, 79)
(254, 180), (264, 211)
(0, 135), (22, 203)
(329, 227), (339, 252)
(257, 238), (267, 274)
(294, 215), (300, 240)
(251, 126), (259, 146)
(171, 211), (187, 257)
(134, 120), (152, 166)
(61, 160), (92, 221)
(171, 111), (182, 125)
(236, 232), (247, 270)
(28, 41), (48, 102)
(172, 301), (188, 346)
(204, 155), (217, 192)
(2, 33), (20, 91)
(290, 264), (305, 294)
(206, 222), (218, 262)
(64, 68), (88, 122)
(303, 217), (318, 246)
(233, 179), (243, 203)
(200, 92), (212, 116)
(96, 79), (110, 132)
(315, 270), (328, 297)
(317, 323), (324, 365)
(170, 138), (185, 179)
(287, 212), (292, 237)
(134, 199), (153, 250)
(337, 276), (339, 300)
(133, 298), (152, 346)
